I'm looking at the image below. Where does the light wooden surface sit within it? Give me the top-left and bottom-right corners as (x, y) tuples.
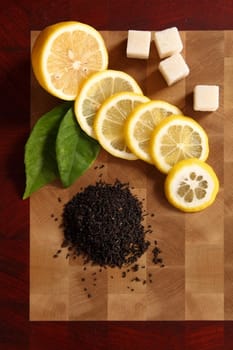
(30, 30), (232, 321)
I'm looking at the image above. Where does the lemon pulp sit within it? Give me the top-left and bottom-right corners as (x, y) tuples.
(165, 158), (219, 212)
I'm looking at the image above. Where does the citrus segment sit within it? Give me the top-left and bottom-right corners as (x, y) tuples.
(74, 69), (143, 138)
(94, 92), (150, 159)
(31, 21), (108, 100)
(150, 115), (209, 173)
(165, 158), (219, 212)
(124, 100), (183, 163)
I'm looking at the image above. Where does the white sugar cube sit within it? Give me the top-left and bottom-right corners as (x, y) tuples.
(158, 53), (189, 86)
(126, 30), (151, 59)
(194, 85), (219, 111)
(154, 27), (183, 59)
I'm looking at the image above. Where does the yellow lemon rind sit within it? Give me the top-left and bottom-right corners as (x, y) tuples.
(94, 92), (150, 160)
(164, 158), (219, 212)
(150, 115), (209, 174)
(74, 69), (143, 139)
(31, 21), (108, 100)
(124, 100), (183, 164)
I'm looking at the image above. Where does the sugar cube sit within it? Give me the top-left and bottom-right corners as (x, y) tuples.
(158, 53), (190, 86)
(154, 27), (183, 59)
(126, 30), (151, 59)
(194, 85), (219, 111)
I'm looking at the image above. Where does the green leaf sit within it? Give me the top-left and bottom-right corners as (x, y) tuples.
(23, 102), (72, 199)
(56, 107), (100, 187)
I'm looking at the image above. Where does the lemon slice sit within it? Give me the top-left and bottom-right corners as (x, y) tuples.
(74, 69), (143, 138)
(150, 115), (209, 173)
(31, 21), (108, 100)
(165, 158), (219, 212)
(94, 92), (150, 159)
(124, 100), (183, 163)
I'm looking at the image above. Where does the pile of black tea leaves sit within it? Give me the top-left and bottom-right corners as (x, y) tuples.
(61, 179), (154, 268)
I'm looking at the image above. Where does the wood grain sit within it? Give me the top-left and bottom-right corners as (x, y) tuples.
(1, 2), (233, 348)
(224, 30), (233, 321)
(30, 30), (231, 321)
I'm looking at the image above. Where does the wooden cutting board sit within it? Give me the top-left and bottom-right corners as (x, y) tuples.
(30, 30), (233, 321)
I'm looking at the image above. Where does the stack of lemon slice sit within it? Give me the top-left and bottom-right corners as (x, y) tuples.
(147, 114), (219, 212)
(74, 69), (143, 139)
(31, 21), (219, 213)
(76, 81), (219, 212)
(124, 100), (183, 164)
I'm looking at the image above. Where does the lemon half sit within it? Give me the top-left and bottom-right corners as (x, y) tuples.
(31, 21), (108, 100)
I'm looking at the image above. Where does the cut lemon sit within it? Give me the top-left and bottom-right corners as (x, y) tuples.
(74, 69), (143, 139)
(124, 100), (183, 163)
(31, 21), (108, 100)
(165, 158), (219, 212)
(94, 92), (150, 159)
(150, 115), (209, 173)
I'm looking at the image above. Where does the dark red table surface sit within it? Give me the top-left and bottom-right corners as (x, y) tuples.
(1, 1), (233, 349)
